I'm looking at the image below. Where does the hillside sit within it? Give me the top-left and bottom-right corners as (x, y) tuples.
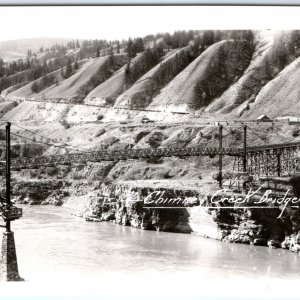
(3, 30), (300, 121)
(204, 30), (275, 116)
(7, 55), (127, 103)
(147, 39), (253, 113)
(0, 37), (75, 61)
(7, 58), (89, 100)
(114, 47), (197, 109)
(243, 55), (300, 118)
(3, 30), (300, 122)
(84, 53), (144, 106)
(40, 56), (111, 101)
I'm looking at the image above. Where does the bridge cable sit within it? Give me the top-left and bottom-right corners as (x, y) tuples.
(10, 122), (91, 153)
(0, 122), (8, 128)
(9, 122), (92, 154)
(0, 129), (90, 153)
(247, 126), (269, 145)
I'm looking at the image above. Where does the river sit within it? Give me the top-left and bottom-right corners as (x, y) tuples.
(2, 205), (300, 299)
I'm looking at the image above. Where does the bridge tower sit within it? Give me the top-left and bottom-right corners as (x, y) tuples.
(218, 124), (223, 188)
(0, 122), (23, 281)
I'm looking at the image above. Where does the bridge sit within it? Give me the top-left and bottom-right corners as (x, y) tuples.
(0, 125), (300, 180)
(0, 136), (299, 182)
(235, 141), (300, 177)
(0, 122), (299, 180)
(5, 146), (241, 170)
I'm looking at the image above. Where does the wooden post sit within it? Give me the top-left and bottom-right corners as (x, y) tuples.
(218, 125), (223, 188)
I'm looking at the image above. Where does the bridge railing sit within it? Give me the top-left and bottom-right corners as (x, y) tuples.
(3, 145), (244, 170)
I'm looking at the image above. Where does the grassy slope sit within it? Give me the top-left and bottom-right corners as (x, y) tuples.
(204, 30), (275, 116)
(147, 41), (229, 112)
(83, 53), (144, 106)
(113, 49), (189, 109)
(8, 58), (90, 99)
(244, 56), (300, 118)
(40, 57), (110, 100)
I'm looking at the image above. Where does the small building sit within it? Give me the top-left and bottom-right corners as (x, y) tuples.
(288, 117), (300, 124)
(276, 116), (300, 124)
(257, 114), (272, 122)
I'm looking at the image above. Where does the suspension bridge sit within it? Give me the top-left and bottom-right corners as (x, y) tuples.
(0, 119), (299, 281)
(1, 121), (300, 180)
(0, 120), (300, 180)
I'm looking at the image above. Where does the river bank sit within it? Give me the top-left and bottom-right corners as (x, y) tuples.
(12, 176), (300, 254)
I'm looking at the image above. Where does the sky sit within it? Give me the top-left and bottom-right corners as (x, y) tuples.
(1, 6), (300, 41)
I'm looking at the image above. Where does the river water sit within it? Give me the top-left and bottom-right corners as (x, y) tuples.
(2, 205), (300, 299)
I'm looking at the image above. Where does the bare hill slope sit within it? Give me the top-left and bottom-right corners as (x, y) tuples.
(148, 39), (253, 112)
(40, 56), (110, 101)
(83, 53), (144, 106)
(113, 48), (198, 109)
(204, 30), (275, 116)
(243, 56), (300, 119)
(7, 59), (89, 100)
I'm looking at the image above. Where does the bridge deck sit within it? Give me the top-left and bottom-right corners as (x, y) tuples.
(2, 140), (300, 171)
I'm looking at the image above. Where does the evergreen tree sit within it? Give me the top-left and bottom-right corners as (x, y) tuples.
(133, 38), (144, 53)
(31, 81), (39, 93)
(264, 58), (274, 80)
(0, 58), (4, 78)
(124, 59), (131, 86)
(42, 60), (48, 75)
(126, 38), (136, 59)
(116, 41), (120, 54)
(73, 58), (79, 70)
(289, 30), (300, 55)
(108, 48), (114, 67)
(25, 58), (31, 69)
(96, 47), (100, 58)
(64, 59), (73, 78)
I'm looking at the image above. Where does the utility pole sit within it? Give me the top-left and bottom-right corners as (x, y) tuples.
(218, 124), (223, 188)
(0, 122), (23, 281)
